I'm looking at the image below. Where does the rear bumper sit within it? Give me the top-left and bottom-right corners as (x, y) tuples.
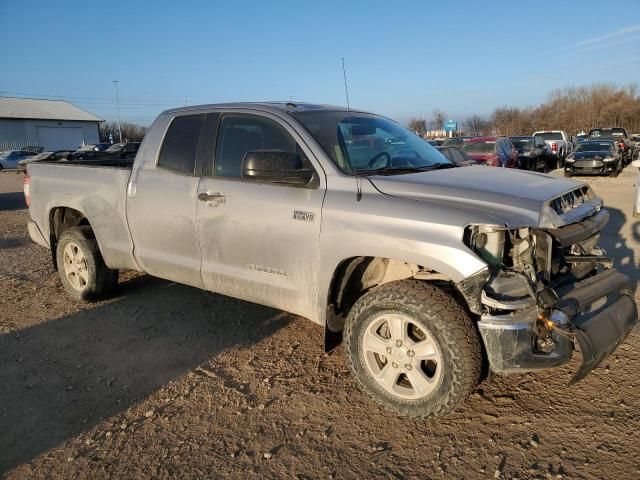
(478, 268), (637, 382)
(27, 219), (48, 248)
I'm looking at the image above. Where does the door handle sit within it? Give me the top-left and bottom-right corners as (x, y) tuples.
(198, 192), (225, 205)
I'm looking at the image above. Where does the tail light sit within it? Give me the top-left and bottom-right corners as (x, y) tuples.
(23, 174), (30, 207)
(618, 141), (625, 151)
(551, 142), (558, 153)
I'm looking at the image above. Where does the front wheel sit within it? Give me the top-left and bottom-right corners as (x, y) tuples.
(56, 226), (118, 301)
(343, 280), (482, 419)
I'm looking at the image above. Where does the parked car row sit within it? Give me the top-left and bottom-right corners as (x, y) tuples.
(15, 142), (141, 172)
(432, 125), (638, 178)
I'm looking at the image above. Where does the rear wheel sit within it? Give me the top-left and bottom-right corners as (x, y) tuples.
(56, 226), (118, 301)
(344, 279), (482, 419)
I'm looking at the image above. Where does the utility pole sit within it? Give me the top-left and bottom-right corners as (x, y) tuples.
(112, 80), (123, 143)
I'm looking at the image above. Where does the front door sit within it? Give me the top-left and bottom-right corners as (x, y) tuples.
(196, 111), (325, 319)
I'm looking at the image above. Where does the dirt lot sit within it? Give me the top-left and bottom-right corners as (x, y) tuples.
(1, 167), (639, 480)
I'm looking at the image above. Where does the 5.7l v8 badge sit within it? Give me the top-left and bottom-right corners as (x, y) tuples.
(293, 210), (315, 222)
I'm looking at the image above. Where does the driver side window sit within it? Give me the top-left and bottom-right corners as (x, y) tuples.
(215, 114), (309, 179)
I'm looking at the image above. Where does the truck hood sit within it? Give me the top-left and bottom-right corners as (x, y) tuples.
(369, 166), (595, 228)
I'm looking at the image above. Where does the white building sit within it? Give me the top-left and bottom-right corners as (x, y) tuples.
(0, 97), (102, 151)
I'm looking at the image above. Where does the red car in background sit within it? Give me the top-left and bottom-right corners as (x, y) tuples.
(460, 136), (518, 168)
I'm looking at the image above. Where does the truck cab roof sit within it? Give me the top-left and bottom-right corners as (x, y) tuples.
(161, 101), (363, 117)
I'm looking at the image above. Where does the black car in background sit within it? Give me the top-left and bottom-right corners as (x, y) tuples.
(71, 142), (140, 162)
(587, 128), (634, 165)
(17, 150), (73, 172)
(509, 136), (549, 172)
(564, 140), (622, 177)
(435, 146), (478, 166)
(442, 136), (473, 146)
(76, 143), (112, 152)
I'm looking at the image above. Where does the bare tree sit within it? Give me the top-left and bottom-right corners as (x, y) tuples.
(478, 83), (640, 136)
(408, 118), (427, 135)
(431, 109), (447, 131)
(100, 122), (147, 142)
(464, 114), (489, 136)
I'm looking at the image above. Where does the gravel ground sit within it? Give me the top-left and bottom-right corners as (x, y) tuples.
(1, 166), (639, 479)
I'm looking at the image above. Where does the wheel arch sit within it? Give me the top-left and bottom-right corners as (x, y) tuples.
(48, 206), (94, 270)
(323, 255), (456, 350)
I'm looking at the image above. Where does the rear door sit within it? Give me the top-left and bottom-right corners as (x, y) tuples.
(126, 113), (206, 288)
(196, 110), (326, 319)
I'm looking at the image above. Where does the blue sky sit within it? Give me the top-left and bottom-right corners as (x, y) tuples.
(1, 0), (639, 125)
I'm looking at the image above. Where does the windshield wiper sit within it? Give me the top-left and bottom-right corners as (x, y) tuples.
(355, 163), (457, 176)
(426, 163), (458, 169)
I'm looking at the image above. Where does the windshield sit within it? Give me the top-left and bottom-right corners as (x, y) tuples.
(77, 145), (96, 152)
(575, 143), (612, 153)
(106, 143), (125, 152)
(290, 110), (451, 174)
(461, 141), (495, 154)
(511, 139), (533, 149)
(589, 128), (626, 138)
(534, 132), (563, 141)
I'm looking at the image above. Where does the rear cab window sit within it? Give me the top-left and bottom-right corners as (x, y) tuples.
(534, 132), (563, 141)
(157, 114), (205, 175)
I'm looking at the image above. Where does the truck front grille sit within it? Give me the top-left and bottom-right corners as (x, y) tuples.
(549, 186), (592, 216)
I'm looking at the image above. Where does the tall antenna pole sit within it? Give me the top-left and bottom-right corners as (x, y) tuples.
(341, 58), (351, 112)
(341, 58), (361, 201)
(112, 80), (123, 143)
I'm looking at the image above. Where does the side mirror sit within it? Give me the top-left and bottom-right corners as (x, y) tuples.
(631, 159), (640, 169)
(242, 150), (314, 186)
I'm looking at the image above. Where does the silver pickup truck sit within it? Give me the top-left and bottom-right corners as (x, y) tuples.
(25, 102), (637, 420)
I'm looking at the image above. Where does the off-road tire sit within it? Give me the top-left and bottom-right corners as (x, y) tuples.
(343, 279), (482, 419)
(56, 226), (118, 301)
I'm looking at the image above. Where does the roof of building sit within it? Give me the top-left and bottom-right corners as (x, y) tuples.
(0, 97), (103, 122)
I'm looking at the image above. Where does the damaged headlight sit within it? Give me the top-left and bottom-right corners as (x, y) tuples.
(463, 225), (506, 266)
(464, 225), (537, 272)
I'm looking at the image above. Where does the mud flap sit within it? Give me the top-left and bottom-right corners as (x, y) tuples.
(570, 294), (637, 384)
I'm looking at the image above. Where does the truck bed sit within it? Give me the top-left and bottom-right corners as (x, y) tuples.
(27, 161), (139, 271)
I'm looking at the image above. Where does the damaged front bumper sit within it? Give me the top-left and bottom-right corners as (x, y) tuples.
(476, 267), (637, 382)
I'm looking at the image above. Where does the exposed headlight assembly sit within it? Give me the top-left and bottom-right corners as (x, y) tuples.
(464, 225), (536, 272)
(464, 225), (506, 266)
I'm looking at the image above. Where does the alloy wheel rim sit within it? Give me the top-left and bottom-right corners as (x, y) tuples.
(362, 313), (442, 400)
(62, 242), (88, 291)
